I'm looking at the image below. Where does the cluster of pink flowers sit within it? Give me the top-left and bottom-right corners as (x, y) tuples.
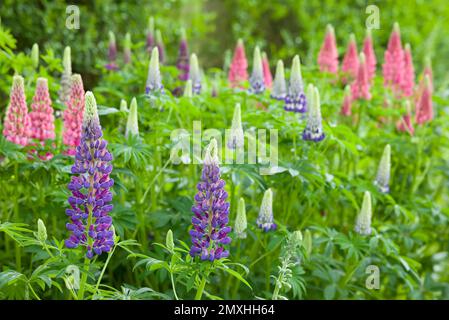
(63, 74), (85, 155)
(317, 25), (339, 74)
(29, 78), (55, 142)
(228, 39), (248, 88)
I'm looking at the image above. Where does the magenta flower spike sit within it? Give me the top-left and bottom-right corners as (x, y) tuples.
(190, 138), (231, 261)
(228, 39), (248, 88)
(63, 74), (85, 156)
(383, 23), (404, 92)
(400, 44), (415, 97)
(341, 34), (359, 83)
(106, 31), (119, 71)
(2, 75), (31, 146)
(362, 30), (376, 81)
(29, 78), (55, 143)
(176, 28), (190, 81)
(341, 85), (353, 116)
(65, 92), (114, 259)
(351, 53), (371, 100)
(415, 75), (433, 125)
(262, 52), (273, 89)
(317, 24), (339, 74)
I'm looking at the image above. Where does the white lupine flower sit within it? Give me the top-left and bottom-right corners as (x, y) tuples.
(355, 191), (373, 236)
(189, 53), (202, 95)
(146, 47), (164, 94)
(249, 46), (265, 94)
(257, 188), (276, 232)
(374, 144), (391, 193)
(271, 60), (287, 100)
(234, 198), (247, 239)
(125, 97), (139, 138)
(227, 103), (244, 149)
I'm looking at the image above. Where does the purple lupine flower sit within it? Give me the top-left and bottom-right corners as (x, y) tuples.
(65, 91), (115, 259)
(176, 28), (189, 81)
(106, 31), (119, 71)
(284, 55), (307, 113)
(190, 138), (231, 261)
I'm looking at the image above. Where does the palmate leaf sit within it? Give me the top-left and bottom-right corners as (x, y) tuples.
(110, 134), (152, 169)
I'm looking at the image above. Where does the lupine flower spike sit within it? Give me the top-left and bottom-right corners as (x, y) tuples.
(303, 85), (325, 142)
(415, 75), (433, 125)
(362, 29), (376, 81)
(59, 46), (72, 105)
(29, 78), (55, 143)
(184, 80), (193, 98)
(355, 191), (373, 236)
(285, 55), (306, 113)
(341, 34), (359, 83)
(126, 97), (139, 138)
(106, 31), (118, 71)
(190, 138), (231, 261)
(271, 60), (287, 100)
(234, 198), (247, 239)
(262, 52), (273, 89)
(400, 44), (415, 97)
(317, 24), (338, 74)
(396, 100), (414, 135)
(65, 92), (115, 259)
(189, 53), (202, 95)
(63, 74), (85, 155)
(374, 144), (391, 193)
(31, 43), (39, 69)
(227, 103), (244, 149)
(383, 23), (404, 93)
(120, 99), (128, 113)
(145, 47), (164, 94)
(351, 52), (371, 100)
(341, 85), (352, 116)
(146, 17), (155, 53)
(228, 39), (248, 88)
(123, 33), (132, 65)
(257, 188), (276, 232)
(176, 28), (189, 81)
(155, 30), (165, 64)
(249, 46), (265, 94)
(2, 75), (31, 146)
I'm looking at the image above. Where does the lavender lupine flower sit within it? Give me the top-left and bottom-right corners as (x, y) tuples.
(355, 191), (373, 236)
(271, 60), (287, 100)
(234, 198), (247, 239)
(302, 84), (325, 142)
(189, 53), (202, 95)
(145, 47), (164, 94)
(59, 46), (72, 105)
(284, 55), (307, 113)
(65, 92), (115, 259)
(249, 46), (265, 94)
(123, 33), (132, 65)
(155, 29), (166, 64)
(257, 188), (276, 232)
(176, 28), (189, 81)
(146, 17), (155, 53)
(190, 138), (231, 261)
(125, 98), (139, 138)
(227, 103), (244, 149)
(374, 144), (391, 193)
(106, 31), (119, 71)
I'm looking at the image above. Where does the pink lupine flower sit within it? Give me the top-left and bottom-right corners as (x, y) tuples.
(416, 57), (433, 105)
(341, 85), (352, 116)
(400, 44), (415, 97)
(317, 24), (339, 74)
(362, 30), (376, 81)
(228, 39), (248, 88)
(341, 34), (359, 83)
(262, 52), (273, 89)
(2, 75), (31, 146)
(383, 23), (404, 92)
(415, 75), (433, 125)
(29, 78), (55, 142)
(396, 101), (414, 135)
(351, 53), (371, 100)
(63, 74), (85, 155)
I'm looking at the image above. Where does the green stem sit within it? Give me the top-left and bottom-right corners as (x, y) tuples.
(195, 275), (207, 300)
(14, 162), (21, 272)
(170, 272), (179, 300)
(77, 256), (90, 300)
(93, 244), (116, 299)
(141, 157), (171, 204)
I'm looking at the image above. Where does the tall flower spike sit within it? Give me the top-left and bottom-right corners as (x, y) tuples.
(126, 97), (139, 138)
(383, 23), (404, 92)
(262, 52), (273, 89)
(351, 52), (371, 100)
(146, 17), (155, 53)
(145, 47), (164, 94)
(190, 138), (231, 261)
(341, 85), (353, 116)
(29, 78), (55, 142)
(234, 198), (247, 239)
(341, 34), (359, 83)
(400, 44), (415, 97)
(228, 39), (248, 88)
(177, 28), (189, 81)
(362, 29), (376, 81)
(415, 75), (433, 125)
(59, 46), (72, 105)
(63, 74), (85, 155)
(189, 53), (201, 95)
(284, 55), (307, 113)
(155, 30), (165, 64)
(249, 46), (265, 94)
(31, 43), (39, 69)
(355, 191), (373, 236)
(227, 103), (244, 149)
(317, 24), (338, 74)
(65, 92), (115, 259)
(257, 188), (276, 232)
(271, 60), (287, 100)
(396, 100), (414, 135)
(119, 99), (128, 112)
(303, 85), (325, 142)
(106, 31), (118, 71)
(374, 144), (391, 193)
(184, 80), (193, 97)
(123, 33), (132, 65)
(2, 75), (31, 146)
